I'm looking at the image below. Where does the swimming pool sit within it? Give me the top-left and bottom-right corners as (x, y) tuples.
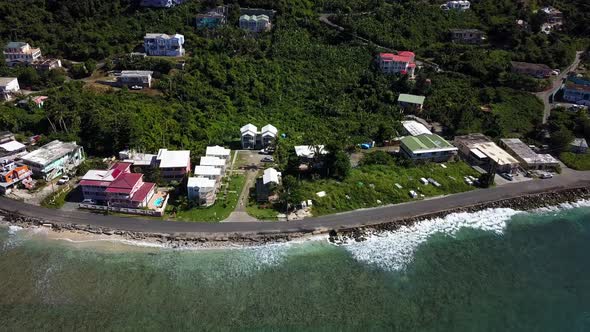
(154, 197), (164, 207)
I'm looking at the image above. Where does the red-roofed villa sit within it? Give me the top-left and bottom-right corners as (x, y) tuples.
(377, 51), (417, 78)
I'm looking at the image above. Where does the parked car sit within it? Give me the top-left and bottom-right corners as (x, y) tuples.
(57, 175), (70, 185)
(82, 199), (95, 204)
(261, 157), (274, 162)
(500, 173), (513, 181)
(419, 178), (429, 185)
(409, 190), (418, 198)
(130, 85), (143, 90)
(540, 172), (553, 179)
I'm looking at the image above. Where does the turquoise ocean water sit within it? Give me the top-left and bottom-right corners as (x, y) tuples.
(2, 203), (590, 331)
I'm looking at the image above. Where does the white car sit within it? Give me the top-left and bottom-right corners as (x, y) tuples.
(409, 190), (418, 198)
(130, 85), (143, 90)
(420, 178), (429, 185)
(57, 175), (69, 185)
(540, 172), (553, 179)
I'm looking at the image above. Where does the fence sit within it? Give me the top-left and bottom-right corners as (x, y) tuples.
(78, 203), (164, 217)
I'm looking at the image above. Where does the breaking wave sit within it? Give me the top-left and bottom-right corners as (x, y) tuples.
(344, 199), (590, 272)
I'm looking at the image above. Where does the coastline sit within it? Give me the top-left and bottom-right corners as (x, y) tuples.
(3, 185), (590, 248)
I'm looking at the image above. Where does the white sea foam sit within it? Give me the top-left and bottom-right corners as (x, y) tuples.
(343, 207), (524, 272)
(7, 225), (23, 235)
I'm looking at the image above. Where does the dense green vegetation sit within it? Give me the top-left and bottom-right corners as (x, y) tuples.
(560, 152), (590, 170)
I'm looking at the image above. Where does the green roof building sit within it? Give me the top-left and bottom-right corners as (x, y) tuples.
(398, 94), (426, 111)
(400, 134), (458, 162)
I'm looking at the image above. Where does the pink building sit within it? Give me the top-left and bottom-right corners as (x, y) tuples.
(80, 162), (156, 208)
(377, 51), (417, 78)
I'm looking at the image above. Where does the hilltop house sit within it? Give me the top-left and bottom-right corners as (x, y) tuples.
(140, 0), (185, 8)
(454, 134), (520, 173)
(510, 61), (552, 78)
(450, 29), (486, 44)
(20, 140), (85, 180)
(398, 94), (425, 111)
(143, 33), (185, 57)
(80, 162), (157, 209)
(0, 77), (20, 101)
(377, 52), (416, 78)
(155, 149), (191, 182)
(540, 6), (563, 26)
(240, 124), (278, 149)
(3, 42), (41, 65)
(239, 14), (272, 33)
(197, 6), (227, 28)
(187, 177), (217, 206)
(400, 134), (457, 162)
(401, 120), (432, 136)
(116, 71), (153, 88)
(500, 138), (559, 170)
(441, 1), (470, 11)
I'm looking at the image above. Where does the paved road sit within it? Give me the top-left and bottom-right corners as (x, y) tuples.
(2, 169), (590, 236)
(536, 51), (583, 124)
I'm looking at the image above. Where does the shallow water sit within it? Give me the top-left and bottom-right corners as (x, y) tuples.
(2, 203), (590, 331)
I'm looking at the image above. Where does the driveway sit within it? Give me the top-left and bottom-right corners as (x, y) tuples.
(536, 51), (584, 123)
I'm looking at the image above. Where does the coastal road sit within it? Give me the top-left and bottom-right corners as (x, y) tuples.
(2, 169), (590, 236)
(536, 51), (584, 124)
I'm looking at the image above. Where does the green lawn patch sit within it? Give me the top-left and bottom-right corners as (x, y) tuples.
(298, 161), (479, 216)
(41, 186), (72, 209)
(560, 152), (590, 170)
(246, 202), (280, 221)
(171, 175), (246, 222)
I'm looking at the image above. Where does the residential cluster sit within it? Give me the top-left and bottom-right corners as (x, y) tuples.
(188, 146), (231, 207)
(240, 123), (278, 150)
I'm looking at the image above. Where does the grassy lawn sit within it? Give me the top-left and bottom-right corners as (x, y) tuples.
(560, 152), (590, 170)
(298, 161), (480, 216)
(171, 174), (246, 222)
(246, 201), (280, 221)
(41, 186), (72, 209)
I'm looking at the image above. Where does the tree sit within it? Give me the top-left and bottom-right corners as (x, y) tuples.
(550, 128), (574, 153)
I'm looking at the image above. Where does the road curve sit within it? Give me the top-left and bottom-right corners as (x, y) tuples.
(2, 170), (590, 236)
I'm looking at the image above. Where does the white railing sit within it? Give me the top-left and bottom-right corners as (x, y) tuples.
(78, 203), (164, 217)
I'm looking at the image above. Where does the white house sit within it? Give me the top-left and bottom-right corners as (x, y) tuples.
(193, 165), (222, 181)
(3, 42), (42, 65)
(205, 145), (231, 161)
(156, 149), (191, 182)
(200, 156), (226, 172)
(239, 15), (271, 33)
(117, 71), (153, 88)
(240, 124), (258, 149)
(0, 77), (20, 101)
(441, 1), (470, 11)
(143, 33), (185, 57)
(263, 168), (281, 185)
(240, 123), (278, 149)
(187, 177), (217, 206)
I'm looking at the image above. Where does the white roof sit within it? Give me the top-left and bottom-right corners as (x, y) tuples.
(240, 124), (258, 135)
(144, 33), (184, 39)
(200, 156), (225, 167)
(156, 149), (190, 169)
(0, 140), (25, 152)
(205, 145), (231, 157)
(187, 177), (216, 188)
(469, 148), (487, 160)
(194, 165), (222, 176)
(294, 145), (327, 158)
(20, 140), (81, 166)
(501, 138), (559, 166)
(263, 168), (281, 185)
(261, 124), (278, 137)
(82, 170), (116, 182)
(120, 70), (153, 77)
(472, 142), (519, 166)
(0, 77), (18, 86)
(401, 120), (432, 136)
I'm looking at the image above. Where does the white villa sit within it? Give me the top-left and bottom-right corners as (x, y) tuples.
(239, 14), (271, 32)
(143, 33), (185, 57)
(187, 177), (217, 207)
(0, 77), (20, 101)
(240, 123), (278, 149)
(205, 145), (231, 161)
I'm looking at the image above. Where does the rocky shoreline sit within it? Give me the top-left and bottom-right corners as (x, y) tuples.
(2, 186), (590, 248)
(328, 186), (590, 244)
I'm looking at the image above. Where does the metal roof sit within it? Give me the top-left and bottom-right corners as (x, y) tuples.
(398, 94), (426, 105)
